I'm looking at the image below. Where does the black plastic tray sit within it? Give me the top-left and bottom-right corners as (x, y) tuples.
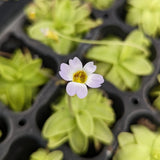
(0, 0), (160, 160)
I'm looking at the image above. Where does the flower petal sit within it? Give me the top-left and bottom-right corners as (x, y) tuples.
(76, 83), (88, 99)
(84, 62), (97, 74)
(86, 74), (104, 88)
(66, 82), (77, 96)
(69, 57), (82, 71)
(59, 63), (72, 81)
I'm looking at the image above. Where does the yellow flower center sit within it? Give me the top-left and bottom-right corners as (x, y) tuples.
(45, 30), (59, 41)
(73, 71), (87, 83)
(28, 11), (36, 20)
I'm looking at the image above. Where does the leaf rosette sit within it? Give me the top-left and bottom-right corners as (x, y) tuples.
(0, 49), (52, 111)
(42, 89), (115, 154)
(113, 125), (160, 160)
(86, 30), (153, 91)
(26, 0), (102, 54)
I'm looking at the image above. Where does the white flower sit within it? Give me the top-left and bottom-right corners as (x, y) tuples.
(59, 57), (104, 99)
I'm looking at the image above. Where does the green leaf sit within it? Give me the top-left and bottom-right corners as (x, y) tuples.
(117, 65), (140, 91)
(106, 65), (126, 90)
(30, 148), (48, 160)
(122, 56), (153, 75)
(0, 65), (17, 81)
(93, 119), (113, 144)
(113, 144), (150, 160)
(69, 126), (88, 154)
(153, 96), (160, 110)
(42, 110), (75, 137)
(48, 151), (63, 160)
(76, 110), (94, 136)
(151, 135), (160, 160)
(86, 45), (121, 64)
(141, 11), (158, 37)
(87, 104), (115, 124)
(118, 132), (135, 147)
(21, 59), (42, 80)
(7, 84), (25, 111)
(47, 133), (68, 149)
(131, 125), (156, 147)
(96, 62), (112, 76)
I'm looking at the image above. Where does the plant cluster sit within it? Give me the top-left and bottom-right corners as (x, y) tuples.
(86, 30), (153, 91)
(42, 89), (115, 154)
(25, 0), (102, 55)
(0, 49), (52, 111)
(126, 0), (160, 37)
(29, 148), (63, 160)
(83, 0), (114, 10)
(113, 125), (160, 160)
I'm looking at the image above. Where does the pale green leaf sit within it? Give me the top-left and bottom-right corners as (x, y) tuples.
(153, 96), (160, 110)
(151, 135), (160, 160)
(47, 133), (68, 149)
(117, 65), (140, 91)
(7, 84), (25, 111)
(42, 110), (75, 137)
(113, 144), (150, 160)
(122, 56), (153, 75)
(69, 126), (88, 154)
(118, 132), (135, 147)
(106, 65), (126, 90)
(86, 45), (121, 64)
(87, 105), (115, 124)
(93, 119), (113, 144)
(30, 149), (47, 160)
(21, 59), (42, 80)
(131, 125), (156, 147)
(76, 110), (94, 136)
(48, 151), (63, 160)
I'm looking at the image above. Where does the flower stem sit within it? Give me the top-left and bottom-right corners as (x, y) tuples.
(55, 31), (149, 56)
(67, 95), (74, 115)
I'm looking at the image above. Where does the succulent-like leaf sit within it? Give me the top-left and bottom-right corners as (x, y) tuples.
(30, 149), (47, 160)
(122, 56), (153, 75)
(93, 119), (113, 144)
(69, 126), (88, 154)
(76, 110), (94, 136)
(118, 132), (135, 147)
(113, 144), (150, 160)
(7, 84), (25, 111)
(42, 109), (75, 137)
(131, 125), (156, 147)
(126, 0), (160, 37)
(30, 149), (63, 160)
(48, 133), (68, 149)
(48, 151), (63, 160)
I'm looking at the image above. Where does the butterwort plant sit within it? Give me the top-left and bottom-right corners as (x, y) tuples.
(26, 0), (102, 55)
(113, 125), (160, 160)
(86, 30), (153, 91)
(42, 57), (115, 154)
(0, 49), (52, 111)
(29, 148), (63, 160)
(126, 0), (160, 37)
